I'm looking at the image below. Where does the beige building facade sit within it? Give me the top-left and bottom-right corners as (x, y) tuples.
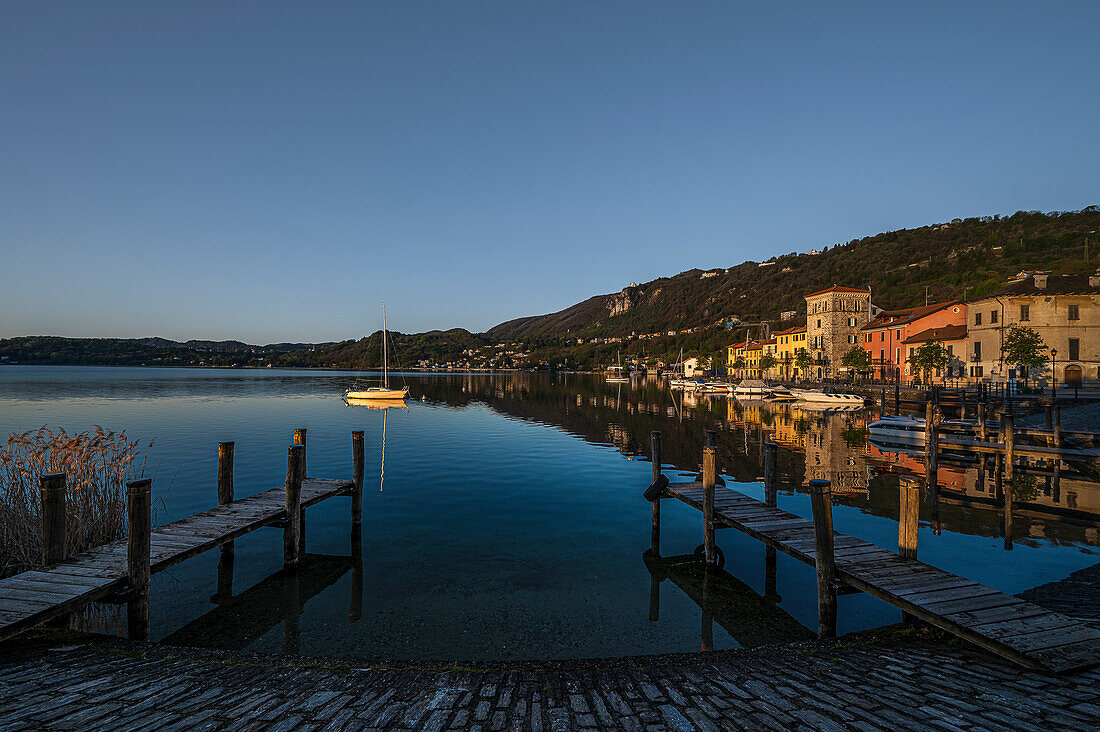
(967, 274), (1100, 387)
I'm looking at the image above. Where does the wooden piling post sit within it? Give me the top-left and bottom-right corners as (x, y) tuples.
(293, 428), (307, 476)
(351, 431), (365, 525)
(808, 479), (837, 639)
(894, 376), (900, 414)
(923, 403), (937, 489)
(1003, 413), (1015, 482)
(898, 476), (920, 560)
(650, 431), (662, 553)
(1044, 404), (1053, 429)
(216, 442), (235, 600)
(702, 446), (717, 566)
(284, 445), (304, 569)
(977, 402), (987, 442)
(217, 442), (234, 506)
(127, 478), (152, 641)
(1053, 405), (1062, 449)
(764, 442), (778, 508)
(880, 387), (886, 415)
(40, 473), (67, 566)
(994, 452), (1004, 499)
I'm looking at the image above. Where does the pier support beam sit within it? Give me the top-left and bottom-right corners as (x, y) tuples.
(293, 429), (307, 552)
(808, 479), (836, 639)
(40, 473), (67, 566)
(702, 445), (717, 566)
(127, 478), (152, 641)
(1003, 413), (1016, 482)
(284, 445), (304, 569)
(898, 476), (919, 560)
(215, 442), (235, 603)
(351, 431), (365, 525)
(650, 431), (662, 554)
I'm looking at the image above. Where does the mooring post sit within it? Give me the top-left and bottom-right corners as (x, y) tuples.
(214, 441), (235, 602)
(650, 430), (662, 554)
(764, 442), (778, 508)
(284, 445), (304, 569)
(702, 445), (717, 566)
(808, 479), (837, 639)
(1003, 413), (1015, 482)
(40, 473), (67, 566)
(293, 428), (307, 476)
(1053, 405), (1062, 450)
(1044, 404), (1053, 429)
(351, 431), (365, 525)
(923, 402), (937, 488)
(894, 376), (900, 414)
(880, 387), (886, 415)
(127, 478), (152, 641)
(293, 429), (308, 552)
(898, 476), (920, 560)
(977, 402), (987, 442)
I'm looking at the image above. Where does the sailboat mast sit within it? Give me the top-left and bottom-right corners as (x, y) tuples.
(382, 304), (389, 389)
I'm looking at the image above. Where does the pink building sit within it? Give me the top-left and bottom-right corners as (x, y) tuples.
(860, 301), (967, 380)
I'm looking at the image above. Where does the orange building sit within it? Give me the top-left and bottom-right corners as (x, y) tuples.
(860, 301), (967, 380)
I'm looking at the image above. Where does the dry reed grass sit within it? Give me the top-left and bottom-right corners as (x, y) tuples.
(0, 425), (151, 578)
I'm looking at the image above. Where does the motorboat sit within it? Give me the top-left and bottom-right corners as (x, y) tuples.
(700, 381), (733, 393)
(765, 386), (797, 401)
(789, 388), (866, 406)
(868, 415), (925, 445)
(733, 379), (770, 397)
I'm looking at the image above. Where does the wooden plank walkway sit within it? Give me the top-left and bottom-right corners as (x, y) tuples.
(938, 435), (1100, 461)
(664, 481), (1100, 673)
(0, 478), (352, 643)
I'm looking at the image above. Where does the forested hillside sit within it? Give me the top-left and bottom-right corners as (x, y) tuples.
(487, 208), (1100, 339)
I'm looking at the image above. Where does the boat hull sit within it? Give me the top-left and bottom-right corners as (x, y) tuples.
(344, 387), (409, 400)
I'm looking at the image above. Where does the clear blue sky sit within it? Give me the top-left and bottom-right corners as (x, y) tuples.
(2, 1), (1097, 343)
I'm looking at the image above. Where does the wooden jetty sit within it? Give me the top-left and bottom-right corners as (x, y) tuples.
(645, 429), (1100, 673)
(0, 430), (364, 644)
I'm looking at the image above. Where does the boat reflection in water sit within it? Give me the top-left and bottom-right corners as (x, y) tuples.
(344, 397), (407, 492)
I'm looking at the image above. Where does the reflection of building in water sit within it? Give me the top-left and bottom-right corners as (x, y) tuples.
(801, 409), (871, 493)
(766, 408), (807, 452)
(861, 441), (967, 493)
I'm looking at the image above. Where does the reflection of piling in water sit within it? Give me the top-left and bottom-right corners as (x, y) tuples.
(642, 549), (811, 648)
(350, 525), (363, 622)
(163, 553), (353, 652)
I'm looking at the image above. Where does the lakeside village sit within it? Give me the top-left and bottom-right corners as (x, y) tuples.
(501, 271), (1096, 391)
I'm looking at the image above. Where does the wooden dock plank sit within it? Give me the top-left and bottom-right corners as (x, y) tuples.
(662, 481), (1100, 672)
(0, 477), (353, 643)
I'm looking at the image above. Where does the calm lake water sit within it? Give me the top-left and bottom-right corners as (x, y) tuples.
(2, 366), (1098, 660)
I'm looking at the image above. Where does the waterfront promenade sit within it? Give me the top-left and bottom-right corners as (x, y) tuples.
(1, 629), (1098, 731)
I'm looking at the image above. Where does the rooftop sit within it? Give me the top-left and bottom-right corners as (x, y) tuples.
(805, 285), (871, 299)
(902, 324), (969, 344)
(861, 300), (961, 331)
(976, 273), (1100, 299)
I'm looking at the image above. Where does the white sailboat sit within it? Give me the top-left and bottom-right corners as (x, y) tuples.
(343, 396), (407, 492)
(344, 305), (410, 400)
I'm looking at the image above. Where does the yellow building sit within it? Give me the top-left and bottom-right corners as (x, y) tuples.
(773, 326), (808, 379)
(744, 341), (763, 378)
(726, 341), (746, 376)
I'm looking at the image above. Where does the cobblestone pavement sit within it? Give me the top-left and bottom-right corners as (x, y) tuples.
(1, 631), (1099, 731)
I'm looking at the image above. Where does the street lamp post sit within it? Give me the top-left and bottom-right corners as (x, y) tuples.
(1051, 349), (1058, 400)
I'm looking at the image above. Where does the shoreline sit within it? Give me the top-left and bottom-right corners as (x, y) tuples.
(3, 626), (1098, 730)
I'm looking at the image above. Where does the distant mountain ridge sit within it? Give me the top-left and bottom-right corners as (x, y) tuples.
(487, 208), (1100, 340)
